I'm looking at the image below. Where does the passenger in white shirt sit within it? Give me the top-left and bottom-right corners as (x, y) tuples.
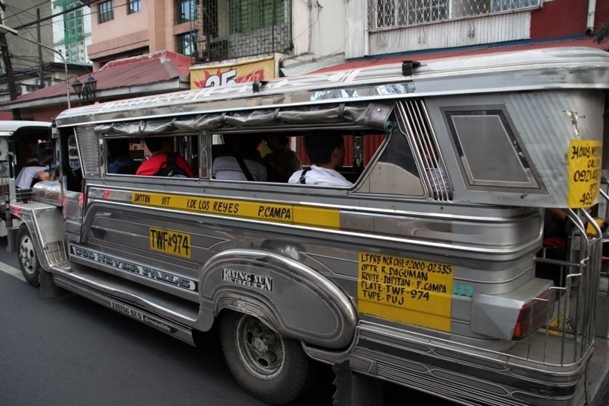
(16, 166), (53, 189)
(213, 134), (267, 181)
(288, 132), (353, 187)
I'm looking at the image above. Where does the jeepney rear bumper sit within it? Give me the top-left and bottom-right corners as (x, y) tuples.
(304, 323), (609, 405)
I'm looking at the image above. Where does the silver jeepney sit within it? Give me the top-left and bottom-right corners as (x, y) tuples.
(10, 47), (609, 405)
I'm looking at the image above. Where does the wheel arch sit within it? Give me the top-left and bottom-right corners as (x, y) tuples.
(12, 204), (66, 273)
(195, 249), (357, 349)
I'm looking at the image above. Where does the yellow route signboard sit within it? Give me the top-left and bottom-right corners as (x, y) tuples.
(358, 252), (454, 332)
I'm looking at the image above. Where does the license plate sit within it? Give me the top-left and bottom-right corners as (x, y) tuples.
(149, 227), (191, 258)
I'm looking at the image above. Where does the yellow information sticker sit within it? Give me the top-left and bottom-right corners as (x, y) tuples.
(150, 227), (191, 258)
(358, 252), (454, 332)
(568, 140), (602, 208)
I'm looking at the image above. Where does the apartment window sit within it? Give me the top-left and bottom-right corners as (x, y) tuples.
(177, 32), (198, 56)
(178, 0), (196, 23)
(98, 0), (114, 23)
(371, 0), (540, 30)
(128, 0), (141, 14)
(229, 0), (286, 33)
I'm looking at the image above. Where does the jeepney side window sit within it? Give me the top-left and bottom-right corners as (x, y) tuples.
(355, 126), (425, 196)
(106, 138), (142, 175)
(211, 133), (268, 181)
(108, 134), (197, 178)
(445, 109), (539, 189)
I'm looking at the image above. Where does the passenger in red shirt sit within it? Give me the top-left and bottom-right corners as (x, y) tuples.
(136, 137), (195, 177)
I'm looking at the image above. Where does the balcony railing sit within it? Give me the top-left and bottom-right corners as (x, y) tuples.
(369, 0), (541, 31)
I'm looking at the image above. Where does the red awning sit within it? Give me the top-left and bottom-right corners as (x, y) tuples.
(2, 50), (192, 107)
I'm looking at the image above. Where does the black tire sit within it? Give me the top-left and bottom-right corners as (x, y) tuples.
(219, 311), (313, 405)
(17, 224), (41, 287)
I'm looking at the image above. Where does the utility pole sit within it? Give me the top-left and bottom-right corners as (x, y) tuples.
(0, 0), (17, 101)
(37, 9), (43, 88)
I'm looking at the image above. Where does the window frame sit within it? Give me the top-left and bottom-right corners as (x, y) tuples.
(177, 32), (198, 57)
(98, 0), (114, 23)
(127, 0), (141, 14)
(177, 0), (197, 24)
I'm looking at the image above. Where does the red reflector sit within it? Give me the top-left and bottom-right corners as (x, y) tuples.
(513, 289), (556, 339)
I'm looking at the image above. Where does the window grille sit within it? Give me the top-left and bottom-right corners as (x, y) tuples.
(229, 0), (285, 33)
(128, 0), (141, 14)
(98, 0), (114, 24)
(177, 0), (196, 23)
(201, 0), (291, 62)
(369, 0), (541, 30)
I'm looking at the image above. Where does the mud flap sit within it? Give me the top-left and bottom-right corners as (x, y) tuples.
(332, 361), (383, 406)
(6, 225), (18, 252)
(39, 268), (67, 298)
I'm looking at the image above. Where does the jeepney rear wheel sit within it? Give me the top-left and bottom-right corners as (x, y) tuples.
(219, 311), (312, 405)
(17, 224), (41, 287)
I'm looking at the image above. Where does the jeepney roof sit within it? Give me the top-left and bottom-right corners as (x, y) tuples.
(0, 120), (52, 137)
(55, 46), (609, 128)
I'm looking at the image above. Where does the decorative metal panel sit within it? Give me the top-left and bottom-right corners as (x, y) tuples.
(75, 125), (100, 178)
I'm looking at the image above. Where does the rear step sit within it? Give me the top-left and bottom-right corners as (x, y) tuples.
(50, 262), (198, 345)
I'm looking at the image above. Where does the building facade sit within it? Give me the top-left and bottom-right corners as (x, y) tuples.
(1, 0), (607, 120)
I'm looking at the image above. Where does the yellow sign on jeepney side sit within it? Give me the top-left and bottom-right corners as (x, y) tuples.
(568, 140), (602, 208)
(357, 252), (454, 332)
(131, 192), (341, 229)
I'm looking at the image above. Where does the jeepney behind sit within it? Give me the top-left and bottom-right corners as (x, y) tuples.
(9, 47), (609, 405)
(0, 120), (52, 237)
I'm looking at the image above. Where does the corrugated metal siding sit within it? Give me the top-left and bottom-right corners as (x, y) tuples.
(361, 12), (531, 57)
(345, 0), (368, 59)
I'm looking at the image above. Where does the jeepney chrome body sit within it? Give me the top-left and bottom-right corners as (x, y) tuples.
(10, 47), (609, 405)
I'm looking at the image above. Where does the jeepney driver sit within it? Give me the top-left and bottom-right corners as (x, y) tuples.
(288, 131), (352, 187)
(15, 166), (54, 189)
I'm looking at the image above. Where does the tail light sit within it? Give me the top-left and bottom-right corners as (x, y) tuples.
(513, 289), (556, 339)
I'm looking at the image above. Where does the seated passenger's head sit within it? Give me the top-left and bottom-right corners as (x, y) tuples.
(225, 134), (262, 154)
(145, 137), (172, 155)
(263, 134), (288, 151)
(304, 131), (345, 169)
(37, 170), (51, 182)
(108, 138), (131, 160)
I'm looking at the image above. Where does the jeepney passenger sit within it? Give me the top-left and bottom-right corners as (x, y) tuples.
(288, 132), (352, 187)
(213, 134), (267, 181)
(15, 166), (54, 189)
(108, 139), (137, 174)
(136, 137), (194, 177)
(262, 134), (301, 182)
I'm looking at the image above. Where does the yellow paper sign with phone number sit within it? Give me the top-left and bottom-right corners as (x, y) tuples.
(568, 140), (602, 208)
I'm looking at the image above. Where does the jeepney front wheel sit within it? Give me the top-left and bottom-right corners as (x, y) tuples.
(17, 224), (41, 287)
(219, 311), (313, 405)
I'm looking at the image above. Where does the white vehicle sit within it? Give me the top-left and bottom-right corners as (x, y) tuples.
(8, 47), (609, 405)
(0, 120), (52, 237)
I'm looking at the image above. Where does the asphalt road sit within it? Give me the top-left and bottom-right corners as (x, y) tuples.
(0, 240), (337, 406)
(0, 237), (446, 406)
